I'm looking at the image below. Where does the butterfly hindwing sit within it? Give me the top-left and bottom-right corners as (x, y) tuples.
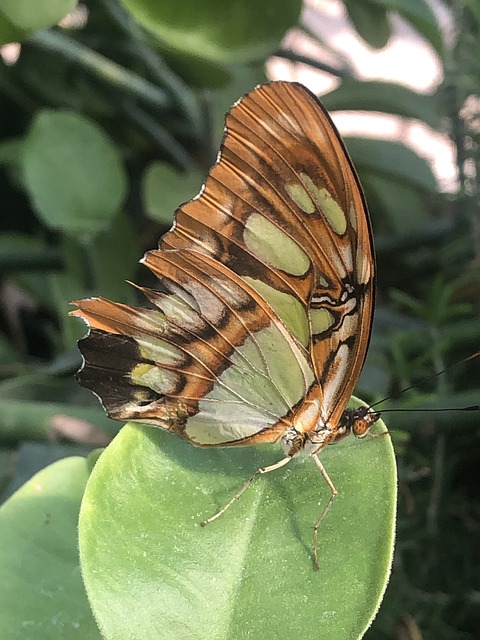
(73, 248), (315, 446)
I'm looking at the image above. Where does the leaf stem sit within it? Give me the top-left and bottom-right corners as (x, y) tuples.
(27, 29), (170, 111)
(273, 48), (351, 79)
(124, 101), (194, 171)
(97, 0), (203, 139)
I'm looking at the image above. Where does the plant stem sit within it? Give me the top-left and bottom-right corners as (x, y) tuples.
(27, 29), (170, 111)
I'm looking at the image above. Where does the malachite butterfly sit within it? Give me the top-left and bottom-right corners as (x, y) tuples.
(71, 81), (381, 569)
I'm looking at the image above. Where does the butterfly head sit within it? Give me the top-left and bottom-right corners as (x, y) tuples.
(344, 405), (381, 439)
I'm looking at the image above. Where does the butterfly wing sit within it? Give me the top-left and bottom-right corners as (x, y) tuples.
(71, 81), (374, 445)
(161, 82), (375, 428)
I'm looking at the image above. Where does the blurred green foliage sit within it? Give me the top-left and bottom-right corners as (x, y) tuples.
(0, 0), (479, 638)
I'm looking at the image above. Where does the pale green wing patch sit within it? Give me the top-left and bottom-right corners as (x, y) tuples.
(243, 212), (311, 276)
(284, 182), (315, 214)
(299, 172), (347, 235)
(184, 402), (278, 445)
(183, 323), (315, 446)
(243, 276), (309, 348)
(250, 324), (313, 406)
(310, 308), (335, 335)
(207, 324), (313, 415)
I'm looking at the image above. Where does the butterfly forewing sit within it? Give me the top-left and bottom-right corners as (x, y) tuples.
(71, 81), (374, 446)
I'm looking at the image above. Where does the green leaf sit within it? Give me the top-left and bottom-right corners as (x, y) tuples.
(344, 0), (391, 49)
(142, 162), (204, 224)
(362, 173), (429, 233)
(0, 137), (24, 168)
(90, 213), (139, 299)
(0, 456), (101, 639)
(345, 137), (438, 193)
(23, 110), (127, 237)
(0, 10), (24, 44)
(209, 64), (268, 145)
(161, 50), (233, 89)
(0, 330), (20, 370)
(80, 400), (396, 640)
(0, 232), (61, 273)
(322, 80), (441, 129)
(0, 449), (16, 497)
(3, 442), (96, 499)
(0, 0), (77, 31)
(118, 0), (302, 63)
(377, 0), (443, 55)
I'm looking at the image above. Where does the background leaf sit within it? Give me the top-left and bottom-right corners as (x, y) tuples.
(345, 137), (438, 192)
(0, 455), (101, 640)
(142, 162), (204, 224)
(377, 0), (443, 55)
(0, 10), (25, 45)
(323, 80), (441, 129)
(23, 110), (127, 237)
(344, 0), (391, 49)
(0, 0), (76, 32)
(118, 0), (302, 63)
(361, 173), (429, 233)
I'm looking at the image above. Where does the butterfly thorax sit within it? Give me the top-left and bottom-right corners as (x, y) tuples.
(281, 402), (380, 457)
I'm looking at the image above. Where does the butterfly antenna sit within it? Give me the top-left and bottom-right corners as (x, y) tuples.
(378, 405), (480, 413)
(369, 350), (480, 411)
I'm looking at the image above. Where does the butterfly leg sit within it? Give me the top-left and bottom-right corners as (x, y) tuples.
(312, 453), (338, 571)
(201, 456), (292, 526)
(366, 430), (390, 440)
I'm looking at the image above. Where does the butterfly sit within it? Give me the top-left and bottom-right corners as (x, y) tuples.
(71, 81), (380, 569)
